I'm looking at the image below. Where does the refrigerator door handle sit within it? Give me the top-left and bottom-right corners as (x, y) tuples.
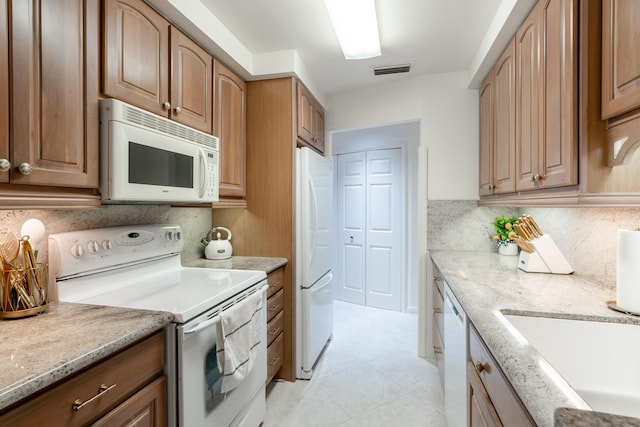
(309, 175), (318, 264)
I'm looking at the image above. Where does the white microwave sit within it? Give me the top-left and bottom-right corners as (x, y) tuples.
(99, 98), (219, 203)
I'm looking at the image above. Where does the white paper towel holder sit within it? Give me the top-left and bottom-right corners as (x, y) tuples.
(607, 300), (640, 316)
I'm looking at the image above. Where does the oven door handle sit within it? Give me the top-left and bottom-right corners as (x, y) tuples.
(184, 315), (221, 335)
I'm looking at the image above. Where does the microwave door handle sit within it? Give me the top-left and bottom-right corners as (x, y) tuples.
(199, 149), (207, 198)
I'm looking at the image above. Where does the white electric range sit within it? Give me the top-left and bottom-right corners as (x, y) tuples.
(49, 224), (267, 427)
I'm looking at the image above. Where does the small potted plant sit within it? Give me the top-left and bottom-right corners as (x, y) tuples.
(492, 215), (519, 256)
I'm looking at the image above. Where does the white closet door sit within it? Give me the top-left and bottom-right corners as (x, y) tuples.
(366, 149), (403, 311)
(337, 152), (366, 305)
(337, 149), (404, 311)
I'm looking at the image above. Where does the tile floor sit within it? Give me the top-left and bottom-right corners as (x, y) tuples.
(263, 300), (447, 426)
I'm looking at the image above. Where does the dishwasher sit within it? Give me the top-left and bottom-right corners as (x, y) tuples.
(444, 281), (468, 427)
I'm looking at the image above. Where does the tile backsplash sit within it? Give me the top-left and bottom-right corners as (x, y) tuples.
(427, 200), (640, 289)
(0, 205), (212, 264)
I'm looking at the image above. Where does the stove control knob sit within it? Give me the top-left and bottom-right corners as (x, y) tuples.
(102, 240), (112, 250)
(87, 240), (100, 254)
(165, 231), (173, 241)
(175, 231), (182, 241)
(71, 243), (84, 258)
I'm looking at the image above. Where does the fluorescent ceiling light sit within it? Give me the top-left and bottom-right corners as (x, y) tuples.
(325, 0), (381, 60)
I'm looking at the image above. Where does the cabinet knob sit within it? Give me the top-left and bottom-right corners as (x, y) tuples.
(163, 101), (171, 110)
(474, 360), (487, 373)
(174, 106), (182, 114)
(18, 162), (32, 175)
(486, 184), (494, 190)
(433, 307), (442, 314)
(433, 345), (442, 354)
(0, 158), (10, 172)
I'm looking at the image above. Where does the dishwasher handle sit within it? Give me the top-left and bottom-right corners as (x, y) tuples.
(444, 285), (465, 326)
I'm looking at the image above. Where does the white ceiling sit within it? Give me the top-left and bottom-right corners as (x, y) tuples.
(198, 0), (503, 95)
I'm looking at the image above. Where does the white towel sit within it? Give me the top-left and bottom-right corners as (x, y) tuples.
(216, 289), (264, 393)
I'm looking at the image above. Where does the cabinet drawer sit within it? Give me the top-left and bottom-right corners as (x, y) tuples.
(433, 281), (444, 334)
(433, 321), (444, 390)
(267, 331), (284, 382)
(266, 289), (284, 322)
(469, 324), (535, 427)
(0, 331), (165, 426)
(92, 375), (166, 427)
(266, 267), (284, 298)
(266, 309), (284, 347)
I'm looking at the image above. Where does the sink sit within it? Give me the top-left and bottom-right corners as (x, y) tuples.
(503, 314), (640, 419)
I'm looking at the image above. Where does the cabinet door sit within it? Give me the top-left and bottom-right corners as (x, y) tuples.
(515, 4), (539, 191)
(602, 0), (640, 119)
(103, 0), (170, 117)
(538, 0), (578, 188)
(493, 39), (516, 194)
(479, 73), (494, 196)
(170, 28), (213, 134)
(10, 0), (99, 188)
(92, 376), (166, 427)
(297, 81), (314, 145)
(313, 103), (325, 154)
(468, 363), (503, 427)
(213, 59), (246, 198)
(0, 0), (8, 184)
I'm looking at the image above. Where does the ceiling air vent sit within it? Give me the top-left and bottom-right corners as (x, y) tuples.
(373, 64), (412, 76)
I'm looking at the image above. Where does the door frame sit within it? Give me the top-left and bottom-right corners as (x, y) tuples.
(331, 121), (419, 313)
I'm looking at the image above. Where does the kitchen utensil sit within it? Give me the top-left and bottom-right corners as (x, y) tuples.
(21, 236), (43, 305)
(0, 230), (19, 311)
(20, 218), (45, 259)
(203, 227), (233, 260)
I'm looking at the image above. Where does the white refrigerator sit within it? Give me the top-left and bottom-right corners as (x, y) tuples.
(295, 147), (334, 380)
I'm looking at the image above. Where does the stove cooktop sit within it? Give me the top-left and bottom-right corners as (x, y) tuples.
(50, 225), (266, 323)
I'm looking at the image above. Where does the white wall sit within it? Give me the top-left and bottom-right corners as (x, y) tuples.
(327, 71), (479, 201)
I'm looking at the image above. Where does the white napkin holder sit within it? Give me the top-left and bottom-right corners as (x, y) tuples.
(518, 234), (573, 274)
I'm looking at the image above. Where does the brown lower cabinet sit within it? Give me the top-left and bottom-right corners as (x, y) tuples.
(468, 323), (536, 427)
(266, 266), (285, 383)
(0, 331), (166, 426)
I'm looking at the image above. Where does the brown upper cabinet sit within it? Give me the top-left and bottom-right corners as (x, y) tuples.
(479, 72), (494, 196)
(103, 0), (213, 134)
(480, 0), (578, 200)
(515, 0), (578, 191)
(601, 0), (640, 120)
(0, 0), (8, 185)
(5, 0), (99, 190)
(601, 0), (640, 168)
(296, 81), (325, 154)
(478, 39), (516, 196)
(214, 59), (246, 204)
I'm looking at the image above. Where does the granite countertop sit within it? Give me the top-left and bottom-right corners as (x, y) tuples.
(184, 256), (288, 273)
(0, 302), (173, 411)
(430, 250), (640, 427)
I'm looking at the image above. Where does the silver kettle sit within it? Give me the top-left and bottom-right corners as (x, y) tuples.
(201, 227), (233, 260)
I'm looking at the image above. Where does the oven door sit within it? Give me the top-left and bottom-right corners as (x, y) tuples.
(176, 291), (267, 427)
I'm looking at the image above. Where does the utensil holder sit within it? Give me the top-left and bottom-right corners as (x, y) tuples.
(0, 263), (49, 319)
(517, 235), (573, 274)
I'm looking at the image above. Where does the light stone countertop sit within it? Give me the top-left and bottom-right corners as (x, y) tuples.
(430, 250), (640, 427)
(0, 302), (173, 411)
(184, 256), (288, 274)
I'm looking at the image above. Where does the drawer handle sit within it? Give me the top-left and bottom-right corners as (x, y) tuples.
(268, 357), (281, 367)
(433, 307), (442, 314)
(474, 361), (487, 373)
(433, 345), (442, 354)
(269, 327), (282, 336)
(72, 383), (116, 411)
(268, 304), (281, 312)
